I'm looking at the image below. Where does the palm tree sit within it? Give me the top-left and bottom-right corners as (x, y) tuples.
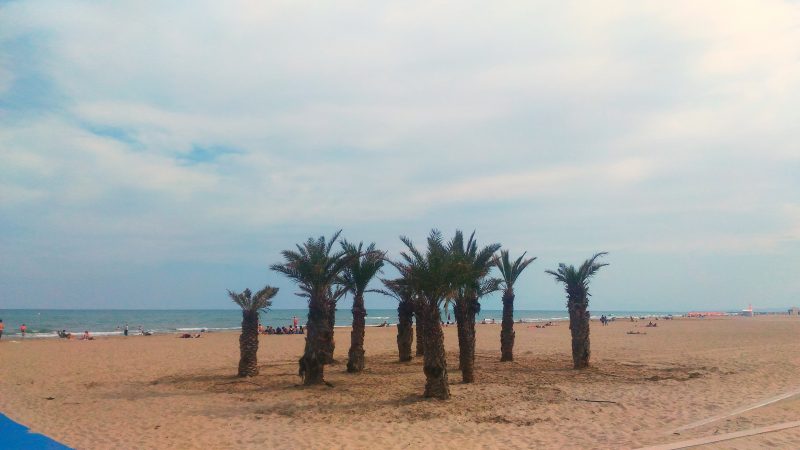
(396, 229), (459, 399)
(545, 252), (608, 369)
(228, 285), (279, 377)
(340, 241), (385, 373)
(495, 250), (536, 362)
(448, 231), (501, 383)
(270, 231), (355, 385)
(379, 278), (415, 362)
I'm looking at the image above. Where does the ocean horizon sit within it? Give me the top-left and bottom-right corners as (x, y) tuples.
(0, 308), (687, 339)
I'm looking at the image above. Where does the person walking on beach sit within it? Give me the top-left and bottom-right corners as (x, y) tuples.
(20, 323), (27, 338)
(0, 319), (4, 340)
(293, 316), (298, 329)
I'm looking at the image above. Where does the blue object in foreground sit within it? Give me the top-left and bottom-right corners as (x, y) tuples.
(0, 413), (72, 450)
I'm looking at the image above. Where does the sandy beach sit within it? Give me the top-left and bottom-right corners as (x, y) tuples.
(1, 315), (798, 449)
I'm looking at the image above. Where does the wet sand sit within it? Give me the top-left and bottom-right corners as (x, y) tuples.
(0, 315), (798, 449)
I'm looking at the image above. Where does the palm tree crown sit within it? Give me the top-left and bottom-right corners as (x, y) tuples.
(270, 230), (354, 298)
(228, 286), (279, 312)
(545, 252), (608, 305)
(448, 230), (501, 294)
(495, 250), (537, 291)
(339, 241), (386, 296)
(396, 230), (459, 304)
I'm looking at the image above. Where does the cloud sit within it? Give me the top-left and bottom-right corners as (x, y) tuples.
(1, 0), (798, 309)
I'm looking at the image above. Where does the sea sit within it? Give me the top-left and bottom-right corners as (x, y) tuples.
(0, 308), (683, 339)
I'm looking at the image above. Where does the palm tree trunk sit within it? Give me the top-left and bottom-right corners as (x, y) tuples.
(238, 310), (260, 377)
(568, 300), (591, 369)
(455, 298), (477, 383)
(421, 302), (449, 399)
(414, 308), (424, 356)
(500, 288), (515, 362)
(326, 301), (337, 364)
(397, 300), (414, 362)
(300, 299), (333, 384)
(347, 293), (367, 372)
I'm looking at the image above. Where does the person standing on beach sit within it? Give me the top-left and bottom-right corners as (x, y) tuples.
(20, 323), (27, 338)
(0, 319), (4, 340)
(293, 315), (298, 329)
(124, 323), (129, 336)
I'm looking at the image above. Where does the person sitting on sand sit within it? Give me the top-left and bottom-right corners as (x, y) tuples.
(80, 330), (94, 340)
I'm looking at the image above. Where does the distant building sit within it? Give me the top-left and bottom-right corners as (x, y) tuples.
(789, 307), (799, 316)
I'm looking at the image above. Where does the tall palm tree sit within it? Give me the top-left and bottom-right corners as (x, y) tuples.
(340, 241), (385, 373)
(396, 229), (459, 399)
(545, 252), (608, 369)
(378, 278), (415, 362)
(270, 231), (355, 385)
(448, 230), (501, 383)
(228, 285), (279, 377)
(495, 250), (536, 362)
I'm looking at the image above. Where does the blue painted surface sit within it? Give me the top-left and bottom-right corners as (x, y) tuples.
(0, 413), (71, 449)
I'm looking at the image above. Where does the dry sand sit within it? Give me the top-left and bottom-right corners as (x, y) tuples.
(1, 315), (798, 449)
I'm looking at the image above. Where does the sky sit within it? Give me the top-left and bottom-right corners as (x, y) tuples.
(1, 0), (798, 312)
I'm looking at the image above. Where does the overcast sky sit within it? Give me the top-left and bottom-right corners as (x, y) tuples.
(1, 0), (798, 311)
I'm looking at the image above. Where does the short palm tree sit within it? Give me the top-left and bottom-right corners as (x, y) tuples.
(545, 252), (608, 369)
(378, 278), (415, 362)
(229, 285), (279, 377)
(495, 250), (536, 362)
(396, 229), (459, 399)
(270, 231), (355, 385)
(340, 240), (385, 373)
(448, 230), (501, 383)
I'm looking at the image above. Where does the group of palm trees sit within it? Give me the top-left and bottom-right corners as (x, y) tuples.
(229, 229), (608, 400)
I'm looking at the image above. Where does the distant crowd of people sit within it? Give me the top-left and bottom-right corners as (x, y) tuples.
(259, 324), (304, 335)
(258, 315), (305, 335)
